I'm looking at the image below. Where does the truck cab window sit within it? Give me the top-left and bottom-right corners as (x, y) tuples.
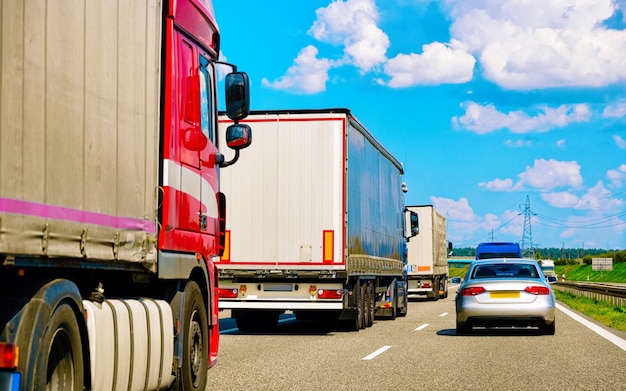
(199, 57), (215, 143)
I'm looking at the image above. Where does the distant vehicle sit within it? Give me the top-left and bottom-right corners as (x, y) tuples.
(455, 259), (556, 335)
(405, 205), (450, 300)
(475, 242), (522, 259)
(539, 259), (556, 276)
(546, 275), (558, 284)
(451, 277), (462, 284)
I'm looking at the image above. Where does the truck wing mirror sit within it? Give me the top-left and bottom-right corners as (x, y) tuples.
(225, 72), (250, 121)
(405, 210), (419, 240)
(226, 123), (252, 150)
(218, 123), (252, 168)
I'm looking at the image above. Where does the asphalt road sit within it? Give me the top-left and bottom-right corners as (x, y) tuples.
(210, 285), (626, 391)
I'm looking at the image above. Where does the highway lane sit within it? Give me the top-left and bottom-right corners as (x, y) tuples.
(210, 286), (626, 390)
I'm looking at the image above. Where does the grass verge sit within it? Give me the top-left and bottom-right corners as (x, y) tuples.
(554, 290), (626, 333)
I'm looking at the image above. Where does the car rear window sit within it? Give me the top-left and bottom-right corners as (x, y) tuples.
(471, 263), (539, 279)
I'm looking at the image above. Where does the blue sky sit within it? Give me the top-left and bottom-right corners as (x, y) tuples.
(214, 0), (626, 251)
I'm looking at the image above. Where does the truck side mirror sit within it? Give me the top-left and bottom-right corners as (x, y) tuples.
(448, 241), (453, 257)
(217, 123), (252, 168)
(225, 72), (250, 121)
(226, 123), (252, 150)
(405, 210), (419, 240)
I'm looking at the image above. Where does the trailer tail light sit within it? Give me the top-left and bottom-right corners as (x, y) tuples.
(422, 283), (432, 288)
(524, 286), (550, 295)
(218, 288), (238, 298)
(0, 343), (18, 369)
(460, 287), (486, 296)
(317, 289), (343, 299)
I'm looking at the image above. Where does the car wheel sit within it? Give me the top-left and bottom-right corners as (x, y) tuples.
(540, 320), (555, 335)
(456, 320), (471, 336)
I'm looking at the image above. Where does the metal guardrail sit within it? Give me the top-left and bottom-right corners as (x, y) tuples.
(552, 281), (626, 307)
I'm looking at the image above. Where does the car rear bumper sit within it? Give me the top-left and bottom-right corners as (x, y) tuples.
(456, 297), (555, 326)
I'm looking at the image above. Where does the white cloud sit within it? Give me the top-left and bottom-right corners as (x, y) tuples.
(430, 196), (475, 222)
(505, 139), (532, 148)
(542, 181), (624, 210)
(480, 158), (582, 192)
(607, 164), (626, 187)
(309, 0), (388, 72)
(519, 158), (583, 191)
(453, 102), (591, 134)
(261, 46), (334, 94)
(479, 178), (514, 191)
(556, 139), (566, 148)
(447, 0), (626, 89)
(379, 41), (475, 87)
(613, 135), (626, 149)
(603, 102), (626, 118)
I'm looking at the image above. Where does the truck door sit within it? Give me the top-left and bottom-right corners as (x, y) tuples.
(162, 31), (220, 254)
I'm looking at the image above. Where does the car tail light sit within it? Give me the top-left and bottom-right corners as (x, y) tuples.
(460, 286), (487, 296)
(524, 286), (550, 295)
(218, 288), (238, 298)
(317, 289), (343, 299)
(0, 343), (18, 369)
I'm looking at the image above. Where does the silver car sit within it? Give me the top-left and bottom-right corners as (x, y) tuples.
(455, 259), (555, 335)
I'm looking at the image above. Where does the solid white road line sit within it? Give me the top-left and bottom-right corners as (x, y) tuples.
(415, 323), (429, 331)
(362, 345), (392, 360)
(557, 303), (626, 352)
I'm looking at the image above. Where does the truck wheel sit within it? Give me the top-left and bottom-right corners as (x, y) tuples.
(36, 303), (84, 391)
(398, 284), (408, 317)
(366, 283), (375, 327)
(358, 283), (366, 329)
(181, 281), (208, 391)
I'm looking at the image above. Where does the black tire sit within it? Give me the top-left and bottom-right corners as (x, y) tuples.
(431, 279), (440, 301)
(365, 282), (374, 327)
(456, 320), (471, 336)
(540, 320), (556, 335)
(180, 281), (208, 391)
(398, 284), (408, 317)
(36, 303), (84, 391)
(358, 283), (366, 329)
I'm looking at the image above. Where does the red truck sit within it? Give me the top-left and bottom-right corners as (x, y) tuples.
(0, 1), (251, 390)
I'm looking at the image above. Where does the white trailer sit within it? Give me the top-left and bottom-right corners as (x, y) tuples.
(217, 109), (418, 331)
(406, 205), (449, 300)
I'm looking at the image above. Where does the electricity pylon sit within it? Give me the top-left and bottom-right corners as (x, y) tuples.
(520, 194), (535, 258)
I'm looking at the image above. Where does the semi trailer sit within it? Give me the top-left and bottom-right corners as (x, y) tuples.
(405, 205), (450, 300)
(216, 109), (418, 331)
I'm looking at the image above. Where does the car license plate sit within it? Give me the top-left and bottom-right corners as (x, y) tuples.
(490, 291), (520, 299)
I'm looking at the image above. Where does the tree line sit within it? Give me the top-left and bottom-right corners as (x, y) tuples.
(452, 247), (626, 264)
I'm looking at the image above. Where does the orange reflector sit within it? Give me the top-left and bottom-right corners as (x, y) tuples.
(0, 343), (18, 369)
(323, 230), (334, 263)
(309, 285), (317, 295)
(221, 230), (231, 262)
(239, 285), (247, 295)
(218, 288), (238, 298)
(317, 289), (343, 299)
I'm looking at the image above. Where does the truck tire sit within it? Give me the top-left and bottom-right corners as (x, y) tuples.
(359, 283), (366, 329)
(365, 283), (375, 327)
(430, 279), (439, 301)
(180, 281), (208, 391)
(35, 303), (84, 391)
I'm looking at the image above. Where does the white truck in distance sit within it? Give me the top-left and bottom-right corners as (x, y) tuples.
(406, 205), (450, 300)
